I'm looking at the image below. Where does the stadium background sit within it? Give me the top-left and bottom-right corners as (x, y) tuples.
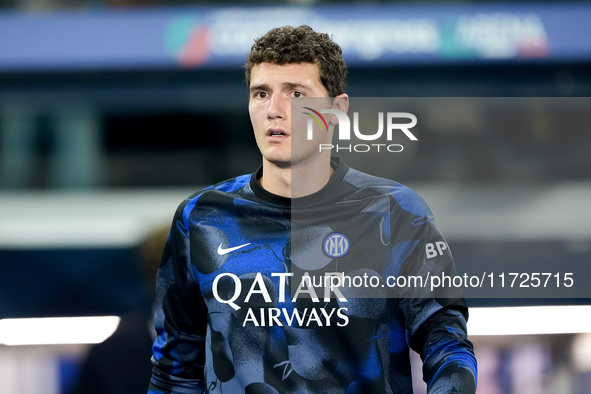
(0, 1), (590, 393)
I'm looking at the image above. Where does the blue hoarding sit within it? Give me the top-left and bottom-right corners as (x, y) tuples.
(0, 3), (590, 72)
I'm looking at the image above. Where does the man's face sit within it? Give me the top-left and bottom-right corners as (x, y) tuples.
(248, 62), (332, 167)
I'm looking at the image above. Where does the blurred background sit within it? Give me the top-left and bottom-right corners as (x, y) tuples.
(0, 1), (590, 393)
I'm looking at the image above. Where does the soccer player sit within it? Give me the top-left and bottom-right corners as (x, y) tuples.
(149, 25), (477, 393)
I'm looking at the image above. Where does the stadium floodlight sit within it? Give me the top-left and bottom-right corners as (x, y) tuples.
(1, 306), (590, 345)
(0, 316), (120, 346)
(573, 332), (591, 372)
(468, 306), (591, 336)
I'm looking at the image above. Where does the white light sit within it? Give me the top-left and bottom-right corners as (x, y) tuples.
(468, 306), (591, 336)
(572, 333), (591, 372)
(0, 307), (588, 345)
(0, 316), (120, 346)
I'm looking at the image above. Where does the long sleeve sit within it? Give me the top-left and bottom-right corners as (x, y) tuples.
(390, 185), (477, 393)
(149, 197), (208, 394)
(411, 304), (477, 394)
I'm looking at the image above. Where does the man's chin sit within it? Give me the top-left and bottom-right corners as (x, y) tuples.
(265, 157), (292, 169)
(264, 152), (324, 169)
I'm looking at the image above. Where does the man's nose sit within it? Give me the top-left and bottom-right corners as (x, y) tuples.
(267, 94), (288, 120)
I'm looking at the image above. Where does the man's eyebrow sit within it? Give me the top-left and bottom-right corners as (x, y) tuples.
(283, 82), (310, 90)
(249, 82), (311, 92)
(249, 83), (269, 92)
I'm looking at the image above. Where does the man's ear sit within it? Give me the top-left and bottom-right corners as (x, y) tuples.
(328, 94), (349, 125)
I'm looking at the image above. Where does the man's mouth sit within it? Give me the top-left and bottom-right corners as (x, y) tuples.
(267, 129), (288, 137)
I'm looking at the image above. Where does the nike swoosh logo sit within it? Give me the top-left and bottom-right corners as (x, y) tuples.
(217, 242), (251, 255)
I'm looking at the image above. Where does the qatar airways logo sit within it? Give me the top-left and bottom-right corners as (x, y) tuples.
(304, 108), (418, 153)
(212, 272), (349, 327)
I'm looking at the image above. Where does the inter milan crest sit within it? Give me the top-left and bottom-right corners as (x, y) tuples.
(323, 233), (350, 258)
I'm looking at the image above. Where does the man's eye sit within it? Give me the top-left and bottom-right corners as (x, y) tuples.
(255, 92), (267, 99)
(292, 91), (303, 98)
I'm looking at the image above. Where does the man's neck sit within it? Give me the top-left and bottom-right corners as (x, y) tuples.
(259, 155), (334, 198)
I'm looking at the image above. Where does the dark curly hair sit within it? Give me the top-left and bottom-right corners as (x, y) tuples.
(245, 25), (347, 97)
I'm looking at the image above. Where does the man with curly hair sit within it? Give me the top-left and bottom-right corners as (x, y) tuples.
(149, 25), (477, 394)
